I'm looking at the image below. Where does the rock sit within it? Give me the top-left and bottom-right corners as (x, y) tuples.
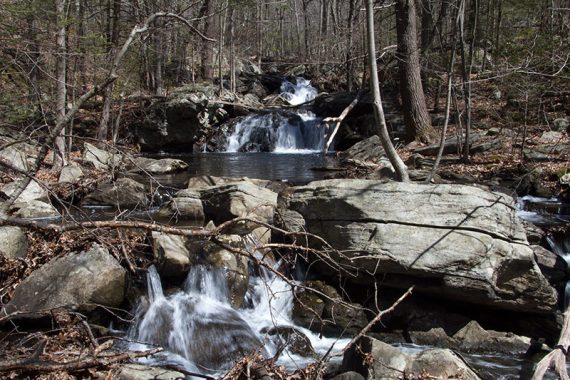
(200, 235), (249, 308)
(83, 178), (147, 208)
(152, 233), (191, 277)
(414, 133), (481, 156)
(1, 179), (48, 203)
(471, 139), (502, 154)
(0, 226), (28, 259)
(532, 245), (566, 283)
(523, 149), (550, 162)
(157, 189), (204, 222)
(342, 337), (481, 380)
(111, 364), (186, 380)
(553, 118), (569, 132)
(129, 157), (189, 174)
(9, 200), (60, 219)
(4, 244), (126, 313)
(237, 59), (262, 75)
(408, 348), (480, 380)
(0, 146), (28, 171)
(263, 326), (317, 358)
(187, 175), (271, 190)
(292, 281), (367, 336)
(58, 164), (84, 183)
(561, 173), (570, 187)
(452, 320), (532, 354)
(200, 182), (278, 234)
(132, 89), (215, 152)
(338, 135), (387, 165)
(83, 142), (122, 170)
(539, 131), (563, 144)
(342, 337), (408, 379)
(331, 372), (366, 380)
(408, 327), (455, 348)
(279, 179), (557, 313)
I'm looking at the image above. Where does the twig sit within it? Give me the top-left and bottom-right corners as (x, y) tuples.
(322, 93), (361, 153)
(531, 308), (570, 380)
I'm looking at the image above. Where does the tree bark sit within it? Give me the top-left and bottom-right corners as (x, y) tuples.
(200, 0), (214, 79)
(365, 0), (409, 182)
(54, 0), (68, 169)
(395, 0), (435, 144)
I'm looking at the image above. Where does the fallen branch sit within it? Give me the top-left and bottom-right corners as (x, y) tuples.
(531, 308), (570, 380)
(0, 347), (162, 373)
(322, 93), (361, 153)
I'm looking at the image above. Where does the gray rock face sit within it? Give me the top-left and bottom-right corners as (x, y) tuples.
(8, 200), (60, 219)
(0, 146), (28, 171)
(1, 179), (48, 203)
(200, 182), (278, 234)
(129, 157), (189, 174)
(452, 320), (532, 354)
(157, 189), (204, 223)
(83, 178), (147, 208)
(342, 337), (481, 380)
(278, 179), (557, 313)
(553, 118), (569, 132)
(112, 364), (185, 380)
(0, 226), (28, 259)
(152, 232), (191, 277)
(58, 164), (84, 183)
(83, 142), (122, 170)
(4, 244), (125, 313)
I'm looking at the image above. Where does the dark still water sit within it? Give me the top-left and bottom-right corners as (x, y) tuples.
(148, 152), (339, 188)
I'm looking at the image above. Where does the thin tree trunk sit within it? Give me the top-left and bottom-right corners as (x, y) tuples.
(54, 0), (68, 169)
(365, 0), (409, 182)
(200, 0), (214, 79)
(395, 0), (435, 144)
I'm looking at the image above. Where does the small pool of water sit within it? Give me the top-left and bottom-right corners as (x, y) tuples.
(147, 152), (339, 187)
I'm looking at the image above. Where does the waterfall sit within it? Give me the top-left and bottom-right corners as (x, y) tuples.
(130, 253), (349, 375)
(280, 77), (318, 106)
(225, 78), (326, 153)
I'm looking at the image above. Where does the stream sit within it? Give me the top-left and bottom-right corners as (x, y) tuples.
(113, 78), (570, 379)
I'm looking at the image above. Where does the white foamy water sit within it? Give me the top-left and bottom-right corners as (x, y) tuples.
(130, 254), (349, 376)
(280, 78), (318, 106)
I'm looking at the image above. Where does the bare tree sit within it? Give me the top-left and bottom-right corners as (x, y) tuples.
(365, 0), (409, 182)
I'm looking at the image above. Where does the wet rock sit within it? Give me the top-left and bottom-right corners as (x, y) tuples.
(1, 179), (48, 203)
(83, 142), (122, 170)
(279, 179), (557, 313)
(58, 163), (84, 183)
(157, 189), (204, 223)
(453, 320), (531, 354)
(342, 337), (481, 380)
(9, 200), (60, 218)
(152, 232), (191, 278)
(532, 245), (566, 283)
(4, 244), (125, 313)
(129, 157), (189, 174)
(200, 182), (278, 234)
(202, 235), (249, 309)
(263, 326), (317, 358)
(0, 226), (28, 259)
(83, 178), (147, 208)
(292, 281), (367, 336)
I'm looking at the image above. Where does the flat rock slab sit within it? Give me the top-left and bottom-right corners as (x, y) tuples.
(4, 244), (125, 313)
(278, 179), (556, 313)
(130, 157), (189, 174)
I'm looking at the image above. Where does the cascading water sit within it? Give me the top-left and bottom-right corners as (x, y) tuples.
(130, 249), (349, 376)
(225, 78), (327, 153)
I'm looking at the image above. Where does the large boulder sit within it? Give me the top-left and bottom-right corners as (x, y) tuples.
(0, 146), (28, 171)
(82, 178), (147, 208)
(277, 179), (557, 313)
(0, 226), (28, 259)
(8, 200), (60, 219)
(152, 232), (191, 278)
(82, 142), (122, 170)
(157, 189), (205, 223)
(1, 179), (48, 203)
(342, 337), (481, 380)
(4, 244), (126, 313)
(199, 182), (278, 234)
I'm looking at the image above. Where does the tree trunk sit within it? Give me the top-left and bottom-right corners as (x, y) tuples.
(200, 0), (214, 79)
(365, 0), (409, 182)
(54, 0), (68, 169)
(395, 0), (435, 144)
